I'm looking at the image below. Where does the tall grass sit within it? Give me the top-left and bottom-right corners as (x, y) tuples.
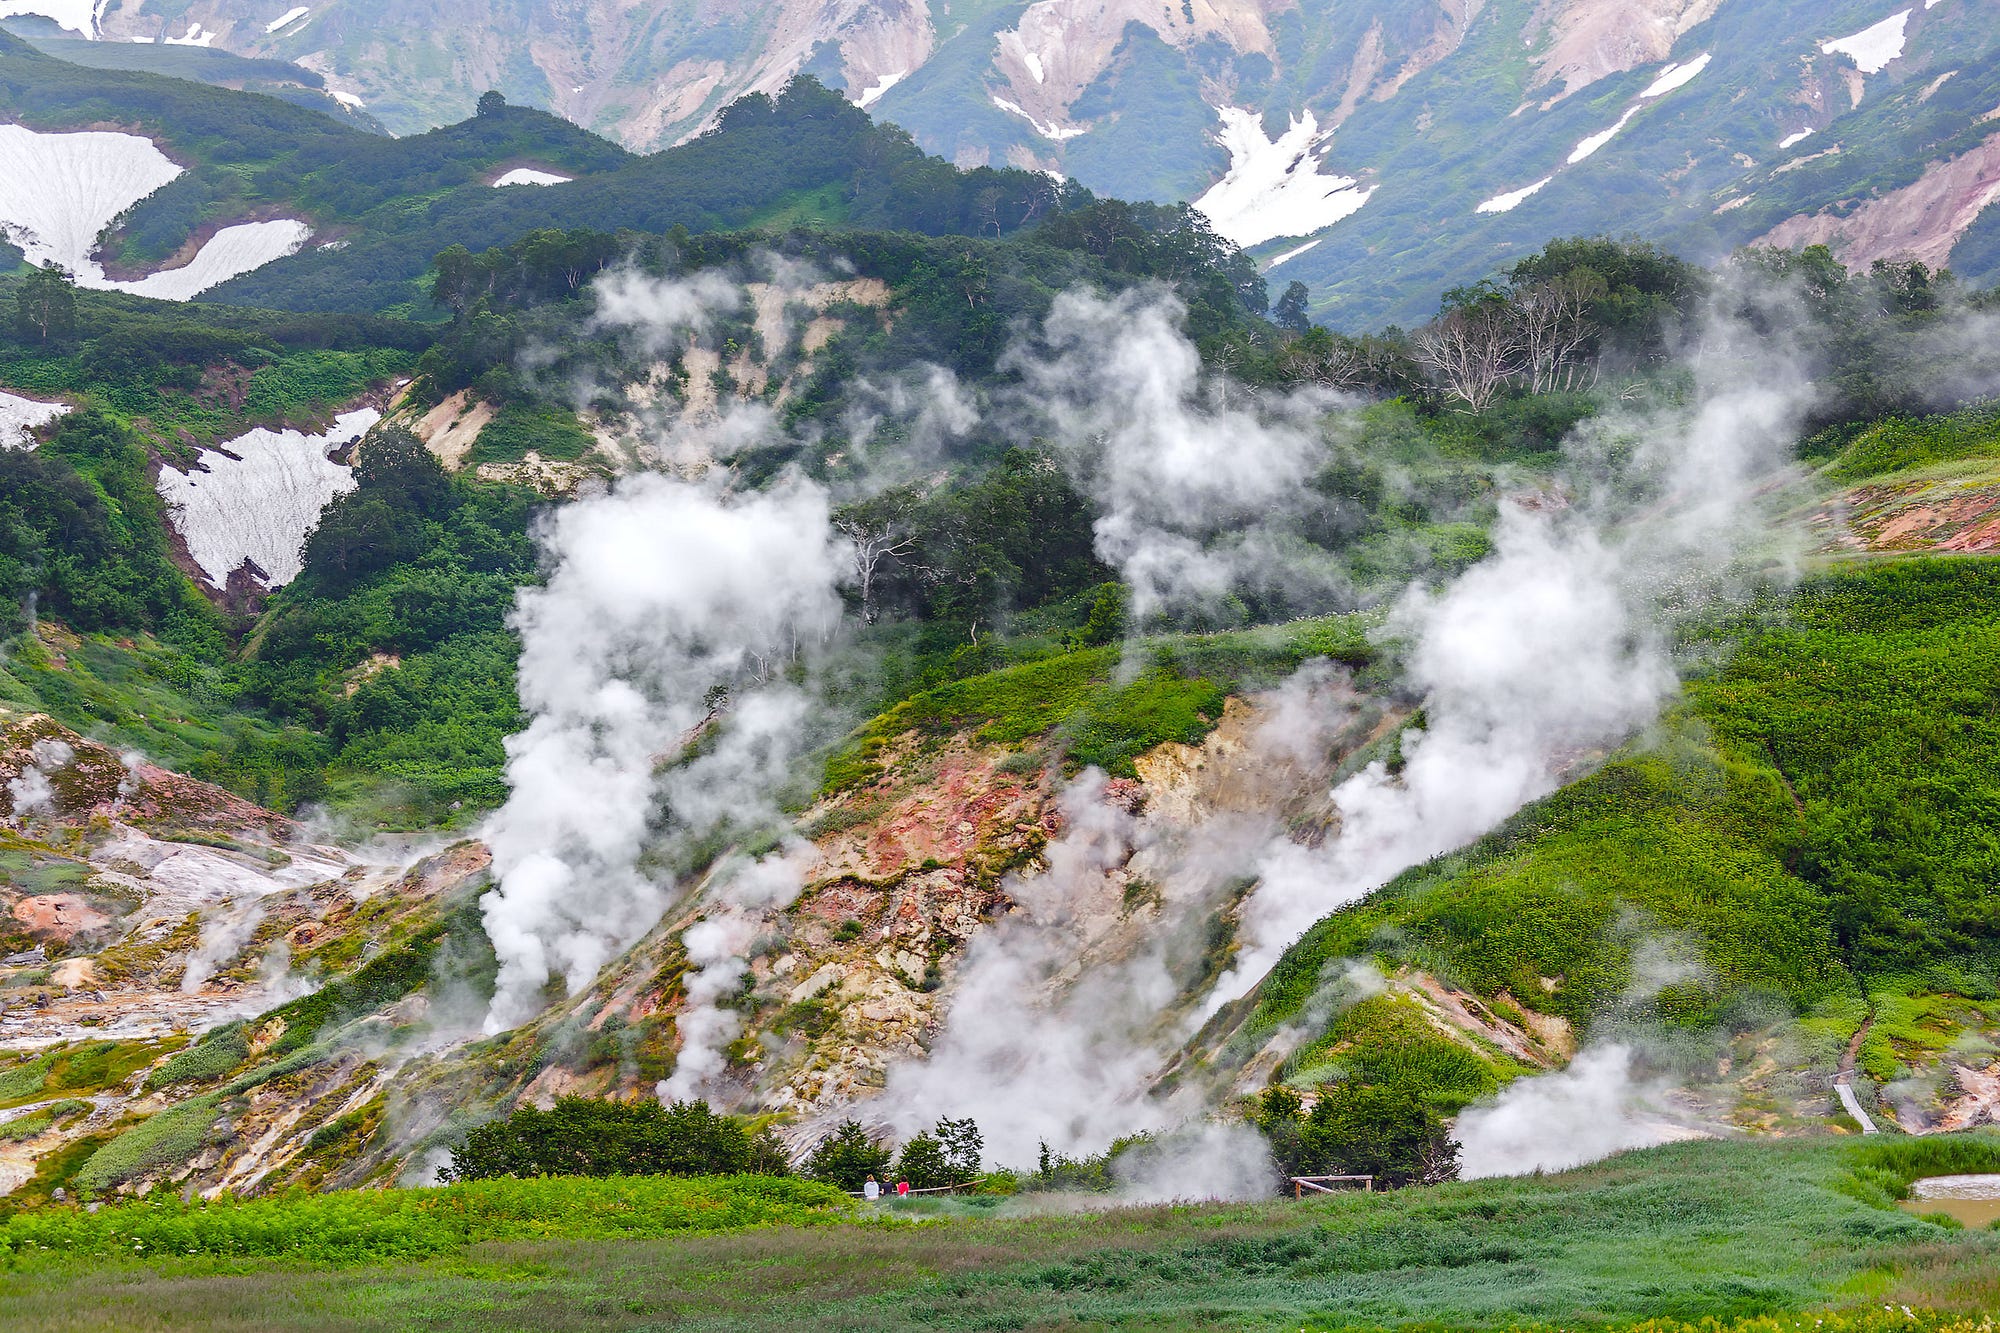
(0, 1174), (852, 1264)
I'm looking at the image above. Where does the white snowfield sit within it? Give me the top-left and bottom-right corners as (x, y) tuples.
(0, 124), (310, 302)
(1641, 51), (1712, 98)
(1568, 107), (1640, 164)
(1194, 107), (1372, 250)
(1779, 127), (1815, 150)
(164, 20), (217, 45)
(1822, 10), (1912, 74)
(1476, 176), (1552, 214)
(855, 70), (904, 109)
(157, 409), (377, 588)
(492, 167), (572, 187)
(330, 90), (366, 109)
(265, 5), (308, 33)
(990, 94), (1085, 142)
(1266, 237), (1322, 268)
(119, 220), (312, 301)
(0, 0), (97, 37)
(0, 391), (68, 451)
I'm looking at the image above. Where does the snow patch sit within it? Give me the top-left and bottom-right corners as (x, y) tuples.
(0, 125), (309, 301)
(492, 167), (571, 187)
(1266, 237), (1322, 268)
(0, 392), (67, 451)
(157, 409), (377, 588)
(990, 95), (1086, 142)
(1021, 51), (1044, 83)
(1821, 10), (1911, 75)
(0, 0), (97, 38)
(1568, 107), (1640, 164)
(329, 89), (364, 108)
(1476, 176), (1552, 214)
(118, 221), (311, 301)
(1778, 127), (1814, 149)
(1641, 51), (1711, 98)
(164, 20), (216, 45)
(855, 70), (904, 109)
(264, 5), (307, 32)
(1193, 107), (1372, 250)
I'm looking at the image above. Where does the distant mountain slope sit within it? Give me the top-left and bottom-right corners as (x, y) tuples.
(211, 79), (1062, 312)
(1, 40), (1077, 313)
(0, 32), (636, 303)
(5, 25), (387, 132)
(11, 0), (1990, 325)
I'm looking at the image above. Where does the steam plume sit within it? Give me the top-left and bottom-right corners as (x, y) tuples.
(872, 286), (1809, 1180)
(657, 838), (818, 1103)
(1208, 308), (1811, 1005)
(1006, 287), (1341, 623)
(478, 472), (849, 1033)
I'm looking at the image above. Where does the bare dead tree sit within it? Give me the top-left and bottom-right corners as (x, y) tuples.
(1412, 303), (1521, 411)
(1513, 272), (1605, 394)
(1279, 329), (1380, 393)
(836, 516), (916, 626)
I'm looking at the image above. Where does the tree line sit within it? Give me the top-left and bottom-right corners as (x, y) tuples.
(440, 1093), (1456, 1196)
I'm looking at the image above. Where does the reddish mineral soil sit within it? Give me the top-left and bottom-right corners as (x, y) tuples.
(10, 894), (111, 941)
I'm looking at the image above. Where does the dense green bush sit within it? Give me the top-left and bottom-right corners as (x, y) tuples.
(441, 1097), (788, 1183)
(72, 1094), (222, 1192)
(889, 1117), (983, 1190)
(0, 410), (219, 643)
(1257, 1082), (1459, 1188)
(144, 1025), (249, 1090)
(803, 1121), (892, 1191)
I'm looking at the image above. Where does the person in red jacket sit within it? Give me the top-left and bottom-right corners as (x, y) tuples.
(895, 1178), (910, 1198)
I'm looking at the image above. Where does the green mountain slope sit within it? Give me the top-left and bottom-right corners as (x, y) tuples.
(5, 26), (388, 132)
(1225, 550), (2000, 1137)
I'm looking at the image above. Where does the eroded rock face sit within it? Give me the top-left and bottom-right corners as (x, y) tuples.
(1757, 130), (2000, 272)
(1529, 0), (1725, 101)
(0, 711), (510, 1199)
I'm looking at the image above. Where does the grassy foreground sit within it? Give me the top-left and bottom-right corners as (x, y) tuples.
(3, 1137), (2000, 1331)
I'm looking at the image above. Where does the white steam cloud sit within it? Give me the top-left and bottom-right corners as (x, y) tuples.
(870, 285), (1808, 1182)
(1454, 1043), (1681, 1177)
(591, 268), (743, 355)
(1007, 287), (1341, 622)
(180, 898), (268, 994)
(478, 472), (849, 1033)
(1208, 313), (1809, 1006)
(7, 738), (73, 819)
(658, 838), (818, 1103)
(877, 771), (1172, 1164)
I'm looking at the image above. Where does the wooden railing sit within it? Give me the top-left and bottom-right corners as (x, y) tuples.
(1290, 1174), (1373, 1197)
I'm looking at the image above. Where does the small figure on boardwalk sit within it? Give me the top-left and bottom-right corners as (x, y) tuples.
(863, 1175), (880, 1202)
(896, 1178), (910, 1198)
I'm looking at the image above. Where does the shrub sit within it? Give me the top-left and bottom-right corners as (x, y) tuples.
(144, 1025), (249, 1089)
(1258, 1082), (1459, 1188)
(0, 1100), (87, 1142)
(72, 1094), (222, 1193)
(440, 1097), (787, 1182)
(804, 1120), (892, 1192)
(887, 1120), (985, 1190)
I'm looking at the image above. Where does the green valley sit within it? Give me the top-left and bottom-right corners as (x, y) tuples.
(0, 35), (1999, 1331)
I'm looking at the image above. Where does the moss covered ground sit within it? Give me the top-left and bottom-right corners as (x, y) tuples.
(824, 613), (1376, 792)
